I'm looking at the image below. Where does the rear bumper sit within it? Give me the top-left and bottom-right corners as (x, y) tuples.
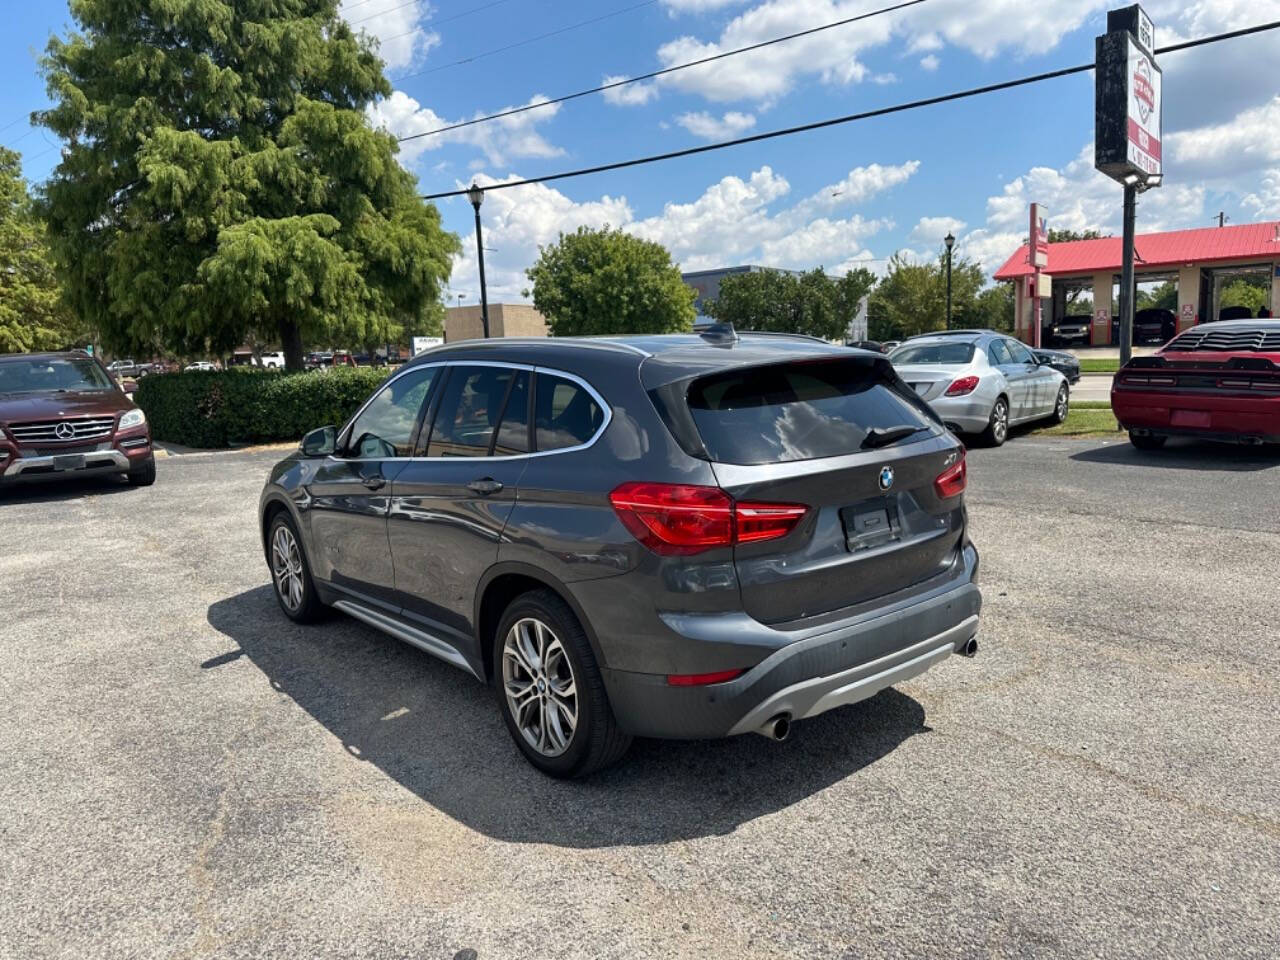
(926, 395), (993, 434)
(599, 544), (981, 739)
(1112, 390), (1280, 443)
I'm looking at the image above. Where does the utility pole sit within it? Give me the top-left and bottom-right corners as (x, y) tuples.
(944, 232), (955, 329)
(1215, 211), (1228, 228)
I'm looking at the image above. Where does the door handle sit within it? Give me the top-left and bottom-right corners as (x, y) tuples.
(361, 475), (386, 491)
(467, 477), (504, 496)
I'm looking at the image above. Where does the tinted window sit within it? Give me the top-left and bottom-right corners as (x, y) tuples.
(0, 357), (115, 394)
(988, 340), (1014, 366)
(889, 342), (976, 365)
(493, 371), (530, 456)
(534, 373), (604, 451)
(346, 367), (437, 459)
(685, 359), (936, 465)
(1006, 340), (1036, 364)
(427, 366), (518, 458)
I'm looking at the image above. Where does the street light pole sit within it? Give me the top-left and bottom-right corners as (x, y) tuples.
(466, 184), (490, 339)
(944, 232), (955, 329)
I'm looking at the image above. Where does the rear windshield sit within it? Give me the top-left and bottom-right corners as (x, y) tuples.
(685, 359), (936, 465)
(888, 342), (975, 366)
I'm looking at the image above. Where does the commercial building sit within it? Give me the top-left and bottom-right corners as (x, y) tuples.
(682, 265), (802, 317)
(994, 221), (1280, 345)
(444, 303), (549, 342)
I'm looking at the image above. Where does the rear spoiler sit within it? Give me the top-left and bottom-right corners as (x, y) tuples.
(1123, 355), (1277, 372)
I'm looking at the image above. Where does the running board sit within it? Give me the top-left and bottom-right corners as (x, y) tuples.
(332, 599), (480, 680)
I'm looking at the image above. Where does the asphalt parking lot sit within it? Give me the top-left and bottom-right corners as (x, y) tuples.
(4, 436), (1279, 959)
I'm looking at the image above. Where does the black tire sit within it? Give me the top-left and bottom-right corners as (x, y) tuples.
(980, 396), (1010, 447)
(1050, 384), (1069, 424)
(493, 589), (631, 778)
(1129, 431), (1167, 451)
(126, 456), (156, 486)
(266, 511), (326, 623)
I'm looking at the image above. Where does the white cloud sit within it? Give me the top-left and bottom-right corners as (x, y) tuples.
(675, 110), (757, 140)
(369, 90), (564, 167)
(910, 216), (966, 245)
(601, 76), (660, 107)
(1167, 96), (1280, 180)
(340, 0), (438, 71)
(447, 160), (918, 299)
(660, 0), (752, 11)
(1243, 171), (1280, 219)
(919, 54), (939, 71)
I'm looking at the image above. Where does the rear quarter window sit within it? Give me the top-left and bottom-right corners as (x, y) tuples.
(685, 358), (937, 465)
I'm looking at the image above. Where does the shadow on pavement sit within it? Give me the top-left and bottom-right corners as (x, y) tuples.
(1069, 438), (1280, 472)
(208, 585), (928, 848)
(0, 474), (135, 504)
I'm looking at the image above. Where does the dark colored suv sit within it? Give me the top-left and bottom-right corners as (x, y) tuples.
(258, 331), (982, 776)
(0, 351), (155, 487)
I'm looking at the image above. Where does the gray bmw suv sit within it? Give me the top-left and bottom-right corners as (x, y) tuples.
(258, 329), (982, 777)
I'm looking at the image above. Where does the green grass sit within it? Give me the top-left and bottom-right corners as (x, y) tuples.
(1030, 406), (1120, 438)
(1078, 358), (1120, 374)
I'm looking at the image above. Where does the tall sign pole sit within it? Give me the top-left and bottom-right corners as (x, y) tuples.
(1096, 4), (1162, 367)
(1029, 204), (1049, 348)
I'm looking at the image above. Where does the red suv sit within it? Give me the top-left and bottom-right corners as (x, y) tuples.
(1111, 319), (1280, 449)
(0, 351), (156, 486)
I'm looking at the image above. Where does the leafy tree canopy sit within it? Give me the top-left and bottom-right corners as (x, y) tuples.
(525, 226), (695, 337)
(704, 267), (875, 342)
(0, 147), (84, 353)
(36, 0), (459, 369)
(1047, 228), (1110, 243)
(868, 252), (985, 340)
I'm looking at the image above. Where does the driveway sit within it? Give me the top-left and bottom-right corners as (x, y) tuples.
(3, 439), (1278, 958)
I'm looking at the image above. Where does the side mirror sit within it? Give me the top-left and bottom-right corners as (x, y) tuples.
(121, 378), (138, 394)
(300, 425), (337, 457)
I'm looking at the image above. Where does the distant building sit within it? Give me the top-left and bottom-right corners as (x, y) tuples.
(682, 265), (802, 318)
(445, 303), (549, 342)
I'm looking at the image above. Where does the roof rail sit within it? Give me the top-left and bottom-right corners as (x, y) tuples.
(906, 328), (999, 339)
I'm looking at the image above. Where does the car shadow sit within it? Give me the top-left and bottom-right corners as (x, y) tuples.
(1069, 438), (1280, 472)
(0, 474), (135, 504)
(207, 585), (929, 848)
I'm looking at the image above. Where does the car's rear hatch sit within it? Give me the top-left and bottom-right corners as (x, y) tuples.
(651, 352), (968, 625)
(893, 364), (966, 402)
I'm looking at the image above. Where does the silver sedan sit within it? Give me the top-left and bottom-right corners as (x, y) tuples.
(889, 332), (1069, 445)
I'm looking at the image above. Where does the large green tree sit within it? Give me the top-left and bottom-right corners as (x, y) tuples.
(525, 226), (695, 336)
(0, 148), (83, 353)
(705, 267), (875, 342)
(36, 0), (459, 370)
(869, 252), (985, 340)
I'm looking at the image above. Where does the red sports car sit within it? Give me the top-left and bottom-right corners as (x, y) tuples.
(1111, 318), (1280, 449)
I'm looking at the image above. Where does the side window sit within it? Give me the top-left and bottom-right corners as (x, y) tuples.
(534, 372), (604, 452)
(426, 366), (518, 458)
(346, 367), (437, 459)
(988, 340), (1014, 367)
(492, 371), (530, 456)
(1007, 340), (1036, 365)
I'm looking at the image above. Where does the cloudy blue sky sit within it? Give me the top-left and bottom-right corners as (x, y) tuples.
(4, 0), (1279, 303)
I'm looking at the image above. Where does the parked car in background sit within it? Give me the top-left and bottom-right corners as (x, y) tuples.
(1111, 318), (1280, 449)
(846, 340), (886, 353)
(1032, 348), (1082, 384)
(889, 331), (1069, 446)
(184, 361), (217, 372)
(259, 330), (981, 776)
(106, 358), (155, 378)
(1047, 315), (1092, 347)
(259, 352), (285, 369)
(881, 340), (901, 352)
(1112, 308), (1176, 345)
(1218, 305), (1254, 322)
(0, 352), (155, 486)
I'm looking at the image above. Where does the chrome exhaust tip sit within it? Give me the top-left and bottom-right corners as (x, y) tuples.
(959, 637), (978, 658)
(756, 713), (792, 741)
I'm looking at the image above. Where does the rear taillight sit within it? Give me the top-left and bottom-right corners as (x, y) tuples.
(945, 375), (980, 397)
(934, 451), (967, 499)
(609, 482), (807, 555)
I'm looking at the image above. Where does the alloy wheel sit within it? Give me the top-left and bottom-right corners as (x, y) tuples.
(1056, 387), (1069, 422)
(271, 524), (305, 613)
(992, 400), (1009, 443)
(502, 617), (579, 757)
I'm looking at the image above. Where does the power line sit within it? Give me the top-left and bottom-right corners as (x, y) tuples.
(350, 0), (516, 27)
(397, 0), (928, 144)
(391, 0), (659, 83)
(418, 20), (1280, 201)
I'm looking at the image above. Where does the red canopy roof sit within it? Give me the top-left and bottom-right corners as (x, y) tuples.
(993, 220), (1280, 280)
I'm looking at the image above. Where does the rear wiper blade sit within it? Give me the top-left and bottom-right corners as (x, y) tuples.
(861, 425), (927, 449)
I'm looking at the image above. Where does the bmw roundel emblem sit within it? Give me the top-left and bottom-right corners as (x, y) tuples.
(878, 466), (894, 491)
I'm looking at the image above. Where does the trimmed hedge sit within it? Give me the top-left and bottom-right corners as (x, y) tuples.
(135, 367), (389, 448)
